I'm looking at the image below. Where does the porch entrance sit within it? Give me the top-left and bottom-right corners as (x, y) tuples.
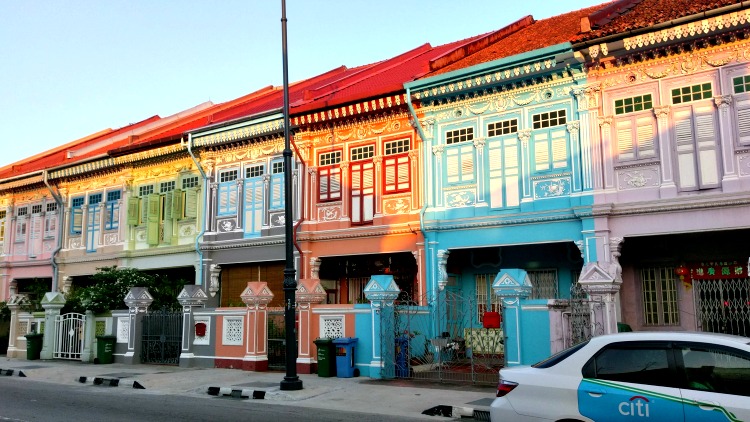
(141, 310), (182, 365)
(53, 313), (85, 360)
(380, 291), (504, 385)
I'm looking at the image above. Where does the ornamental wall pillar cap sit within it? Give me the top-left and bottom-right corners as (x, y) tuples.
(124, 287), (153, 313)
(7, 294), (30, 308)
(492, 268), (532, 299)
(40, 292), (66, 309)
(364, 275), (400, 304)
(578, 262), (621, 295)
(240, 281), (274, 306)
(296, 279), (326, 304)
(177, 285), (209, 308)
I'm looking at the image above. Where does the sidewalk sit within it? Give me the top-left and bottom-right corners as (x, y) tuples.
(0, 357), (495, 420)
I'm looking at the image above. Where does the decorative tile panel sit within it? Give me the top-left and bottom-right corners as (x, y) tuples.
(222, 316), (244, 345)
(383, 197), (411, 215)
(117, 317), (129, 343)
(321, 316), (344, 339)
(318, 206), (341, 221)
(445, 190), (475, 207)
(217, 219), (236, 232)
(533, 177), (571, 199)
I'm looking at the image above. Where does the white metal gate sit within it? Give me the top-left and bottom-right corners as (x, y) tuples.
(54, 313), (85, 360)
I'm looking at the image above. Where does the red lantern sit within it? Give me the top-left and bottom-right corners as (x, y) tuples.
(675, 265), (689, 278)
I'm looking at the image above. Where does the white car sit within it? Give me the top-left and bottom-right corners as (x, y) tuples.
(490, 331), (750, 422)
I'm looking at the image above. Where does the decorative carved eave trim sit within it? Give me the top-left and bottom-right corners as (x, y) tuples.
(205, 137), (285, 167)
(622, 10), (750, 52)
(57, 245), (195, 264)
(0, 174), (44, 191)
(292, 94), (408, 127)
(192, 118), (285, 148)
(46, 144), (186, 180)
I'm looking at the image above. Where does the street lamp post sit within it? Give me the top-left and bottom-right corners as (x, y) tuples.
(279, 0), (302, 391)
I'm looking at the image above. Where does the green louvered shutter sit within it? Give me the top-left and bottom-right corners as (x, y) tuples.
(172, 189), (183, 220)
(147, 193), (160, 245)
(127, 197), (139, 225)
(164, 192), (173, 220)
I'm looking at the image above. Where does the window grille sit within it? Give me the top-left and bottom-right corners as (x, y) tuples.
(528, 269), (559, 299)
(475, 273), (502, 324)
(615, 94), (653, 115)
(139, 185), (154, 196)
(246, 165), (264, 178)
(641, 267), (680, 326)
(160, 181), (175, 193)
(384, 138), (409, 155)
(182, 176), (199, 189)
(89, 193), (102, 205)
(350, 145), (374, 161)
(17, 207), (28, 217)
(271, 161), (284, 174)
(46, 203), (57, 212)
(672, 83), (712, 104)
(532, 110), (566, 129)
(348, 277), (369, 304)
(31, 205), (42, 214)
(319, 151), (341, 166)
(446, 127), (474, 145)
(488, 119), (518, 136)
(219, 170), (238, 183)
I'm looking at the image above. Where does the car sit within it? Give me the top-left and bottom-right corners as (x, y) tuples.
(490, 331), (750, 422)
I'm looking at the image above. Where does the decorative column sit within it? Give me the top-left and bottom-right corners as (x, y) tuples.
(40, 292), (66, 360)
(240, 281), (274, 371)
(177, 285), (208, 368)
(80, 310), (95, 362)
(492, 269), (532, 367)
(5, 294), (30, 359)
(122, 287), (153, 364)
(436, 249), (450, 292)
(364, 275), (400, 379)
(578, 237), (623, 336)
(654, 105), (677, 198)
(598, 116), (615, 190)
(518, 130), (532, 201)
(208, 264), (221, 298)
(715, 95), (740, 191)
(295, 278), (326, 374)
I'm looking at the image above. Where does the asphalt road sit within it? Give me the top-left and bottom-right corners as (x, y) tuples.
(0, 377), (428, 422)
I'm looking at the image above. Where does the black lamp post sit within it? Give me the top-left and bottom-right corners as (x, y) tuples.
(279, 0), (302, 391)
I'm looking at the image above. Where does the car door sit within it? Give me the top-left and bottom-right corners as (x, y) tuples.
(578, 341), (685, 422)
(677, 343), (750, 422)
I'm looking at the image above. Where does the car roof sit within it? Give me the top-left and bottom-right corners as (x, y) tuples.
(587, 331), (750, 348)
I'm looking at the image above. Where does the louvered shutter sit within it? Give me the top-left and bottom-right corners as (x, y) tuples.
(172, 189), (183, 220)
(488, 140), (504, 207)
(534, 133), (550, 172)
(694, 106), (719, 188)
(636, 116), (656, 158)
(185, 189), (197, 218)
(140, 195), (149, 225)
(736, 97), (750, 144)
(147, 193), (160, 246)
(616, 120), (635, 161)
(551, 129), (567, 169)
(71, 208), (83, 234)
(446, 148), (460, 183)
(270, 173), (284, 209)
(164, 192), (173, 220)
(673, 108), (698, 190)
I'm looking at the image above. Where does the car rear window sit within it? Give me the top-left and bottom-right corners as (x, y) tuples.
(532, 341), (589, 368)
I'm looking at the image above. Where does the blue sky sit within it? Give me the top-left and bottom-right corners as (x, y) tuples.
(0, 0), (604, 168)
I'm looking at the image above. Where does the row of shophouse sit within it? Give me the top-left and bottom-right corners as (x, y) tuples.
(2, 0), (750, 384)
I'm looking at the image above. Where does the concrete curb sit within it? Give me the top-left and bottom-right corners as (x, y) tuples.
(207, 386), (266, 399)
(0, 369), (26, 377)
(76, 376), (145, 389)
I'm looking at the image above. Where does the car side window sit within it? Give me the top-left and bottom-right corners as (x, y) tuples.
(583, 343), (675, 387)
(679, 344), (750, 397)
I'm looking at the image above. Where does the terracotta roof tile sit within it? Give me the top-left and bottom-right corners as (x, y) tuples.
(575, 0), (745, 42)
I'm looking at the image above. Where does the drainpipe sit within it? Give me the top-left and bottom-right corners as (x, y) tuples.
(291, 135), (305, 259)
(405, 86), (433, 302)
(186, 134), (208, 291)
(43, 171), (64, 293)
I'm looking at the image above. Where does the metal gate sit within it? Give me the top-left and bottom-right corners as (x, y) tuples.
(381, 291), (504, 385)
(141, 310), (182, 365)
(694, 278), (750, 337)
(267, 310), (286, 370)
(564, 283), (604, 348)
(54, 313), (85, 360)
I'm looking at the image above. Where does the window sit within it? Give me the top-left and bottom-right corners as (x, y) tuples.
(70, 197), (84, 235)
(17, 207), (28, 217)
(0, 210), (5, 243)
(351, 145), (374, 161)
(582, 342), (675, 387)
(246, 164), (264, 179)
(446, 128), (473, 145)
(672, 103), (720, 191)
(351, 158), (374, 224)
(217, 170), (239, 216)
(733, 75), (750, 94)
(641, 267), (679, 326)
(46, 203), (57, 212)
(88, 193), (102, 205)
(319, 151), (342, 202)
(533, 129), (568, 172)
(384, 139), (410, 194)
(533, 109), (566, 129)
(476, 274), (502, 324)
(31, 205), (42, 214)
(615, 94), (653, 115)
(672, 83), (712, 104)
(160, 181), (175, 193)
(139, 185), (154, 196)
(488, 119), (518, 136)
(446, 142), (475, 184)
(104, 190), (121, 230)
(182, 176), (199, 189)
(528, 269), (558, 299)
(269, 160), (284, 210)
(679, 344), (750, 396)
(614, 115), (656, 162)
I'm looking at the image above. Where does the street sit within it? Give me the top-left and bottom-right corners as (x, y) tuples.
(0, 377), (430, 422)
